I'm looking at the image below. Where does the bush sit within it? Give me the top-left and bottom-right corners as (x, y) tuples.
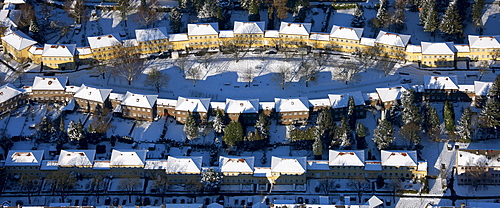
(331, 3), (358, 10)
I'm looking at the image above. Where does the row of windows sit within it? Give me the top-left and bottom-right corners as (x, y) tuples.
(33, 90), (64, 94)
(43, 57), (73, 61)
(190, 36), (217, 40)
(138, 39), (168, 46)
(423, 55), (454, 59)
(123, 112), (152, 119)
(122, 106), (151, 112)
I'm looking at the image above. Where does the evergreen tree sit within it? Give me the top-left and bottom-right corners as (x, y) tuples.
(334, 116), (353, 149)
(426, 104), (441, 141)
(423, 3), (439, 36)
(169, 7), (182, 33)
(213, 109), (225, 134)
(401, 90), (422, 125)
(200, 168), (222, 192)
(223, 121), (243, 147)
(480, 75), (500, 137)
(372, 119), (395, 150)
(387, 102), (401, 126)
(419, 0), (430, 25)
(376, 4), (389, 28)
(355, 122), (368, 149)
(456, 107), (473, 142)
(313, 138), (323, 157)
(184, 112), (199, 140)
(443, 101), (456, 135)
(255, 112), (271, 138)
(68, 120), (84, 142)
(197, 0), (219, 22)
(317, 108), (334, 140)
(351, 5), (365, 28)
(439, 1), (464, 41)
(347, 96), (357, 129)
(472, 0), (486, 28)
(34, 116), (56, 142)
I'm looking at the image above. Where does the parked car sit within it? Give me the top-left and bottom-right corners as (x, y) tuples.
(400, 78), (412, 84)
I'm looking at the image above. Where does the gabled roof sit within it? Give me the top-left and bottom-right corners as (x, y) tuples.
(0, 9), (20, 27)
(308, 98), (331, 108)
(219, 156), (254, 173)
(135, 27), (168, 42)
(0, 83), (22, 104)
(168, 33), (189, 42)
(309, 32), (329, 41)
(279, 22), (312, 36)
(455, 44), (470, 53)
(4, 0), (25, 4)
(175, 96), (211, 112)
(121, 91), (157, 109)
(329, 25), (363, 40)
(73, 84), (112, 103)
(210, 101), (225, 111)
(188, 23), (219, 36)
(421, 42), (457, 55)
(32, 76), (68, 91)
(87, 33), (121, 49)
(264, 30), (279, 38)
(76, 46), (92, 55)
(375, 30), (411, 47)
(424, 75), (459, 90)
(457, 149), (500, 167)
(468, 35), (500, 48)
(1, 30), (37, 51)
(271, 156), (307, 173)
(219, 30), (234, 38)
(380, 150), (417, 166)
(110, 149), (147, 166)
(42, 44), (76, 57)
(225, 98), (259, 114)
(109, 92), (125, 101)
(329, 150), (365, 166)
(360, 37), (375, 46)
(274, 97), (309, 112)
(165, 156), (202, 173)
(58, 150), (96, 167)
(474, 81), (493, 96)
(260, 101), (275, 111)
(405, 44), (421, 53)
(328, 91), (365, 109)
(376, 85), (408, 103)
(157, 98), (177, 107)
(234, 21), (265, 34)
(5, 150), (44, 166)
(29, 45), (44, 55)
(365, 196), (383, 208)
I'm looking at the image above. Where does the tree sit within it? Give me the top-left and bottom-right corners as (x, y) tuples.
(401, 89), (421, 125)
(317, 179), (336, 195)
(186, 66), (202, 87)
(116, 0), (135, 28)
(175, 56), (191, 77)
(355, 122), (368, 149)
(213, 109), (226, 135)
(169, 7), (182, 33)
(439, 1), (463, 41)
(272, 66), (292, 90)
(480, 75), (500, 137)
(46, 172), (77, 202)
(90, 59), (109, 80)
(19, 175), (41, 204)
(200, 168), (222, 192)
(91, 174), (106, 204)
(465, 159), (491, 191)
(317, 108), (334, 141)
(347, 96), (357, 129)
(389, 0), (406, 33)
(332, 59), (362, 84)
(223, 121), (244, 147)
(334, 116), (353, 149)
(197, 0), (220, 22)
(400, 122), (421, 148)
(351, 5), (365, 28)
(348, 178), (370, 203)
(423, 1), (439, 37)
(375, 1), (389, 28)
(63, 0), (87, 24)
(145, 67), (170, 93)
(298, 61), (319, 87)
(456, 107), (474, 142)
(110, 44), (147, 85)
(372, 118), (395, 150)
(443, 101), (455, 135)
(387, 179), (403, 203)
(313, 138), (323, 158)
(426, 104), (441, 141)
(477, 60), (490, 81)
(184, 112), (199, 140)
(119, 176), (141, 203)
(18, 3), (35, 30)
(242, 67), (255, 86)
(255, 112), (271, 138)
(152, 174), (170, 203)
(68, 120), (84, 142)
(34, 116), (56, 142)
(135, 0), (161, 28)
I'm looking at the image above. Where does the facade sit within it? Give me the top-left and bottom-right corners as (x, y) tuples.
(468, 35), (500, 61)
(328, 91), (366, 120)
(135, 27), (169, 55)
(156, 98), (177, 117)
(121, 91), (158, 121)
(187, 23), (219, 50)
(456, 149), (500, 185)
(1, 30), (36, 62)
(26, 76), (69, 102)
(329, 25), (363, 52)
(420, 42), (457, 68)
(165, 156), (203, 185)
(274, 97), (310, 125)
(219, 156), (255, 192)
(174, 96), (210, 124)
(0, 83), (24, 117)
(4, 150), (44, 177)
(423, 75), (461, 101)
(224, 98), (259, 125)
(374, 31), (410, 59)
(41, 44), (77, 70)
(73, 84), (112, 113)
(278, 22), (311, 48)
(232, 21), (265, 48)
(87, 33), (122, 60)
(473, 81), (492, 107)
(375, 85), (408, 110)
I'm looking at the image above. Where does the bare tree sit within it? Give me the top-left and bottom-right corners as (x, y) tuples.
(116, 0), (135, 28)
(135, 0), (161, 28)
(18, 3), (35, 29)
(175, 56), (191, 77)
(317, 179), (336, 195)
(400, 122), (421, 148)
(186, 66), (202, 86)
(348, 178), (370, 203)
(221, 39), (242, 62)
(152, 174), (170, 203)
(376, 57), (395, 77)
(477, 60), (490, 80)
(465, 159), (491, 191)
(63, 0), (88, 24)
(19, 175), (41, 204)
(145, 67), (170, 93)
(90, 59), (109, 80)
(298, 61), (319, 87)
(314, 53), (330, 71)
(119, 176), (142, 203)
(89, 107), (112, 134)
(387, 179), (403, 203)
(110, 43), (147, 85)
(242, 67), (255, 86)
(332, 59), (362, 84)
(46, 172), (77, 202)
(272, 66), (292, 90)
(198, 53), (213, 70)
(91, 174), (106, 203)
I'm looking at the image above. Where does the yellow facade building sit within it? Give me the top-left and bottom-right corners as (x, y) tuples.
(135, 27), (169, 55)
(1, 30), (36, 62)
(187, 23), (219, 50)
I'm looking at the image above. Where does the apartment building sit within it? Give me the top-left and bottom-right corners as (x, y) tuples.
(274, 97), (310, 125)
(73, 84), (112, 113)
(40, 44), (77, 70)
(121, 91), (158, 121)
(278, 22), (312, 48)
(420, 42), (457, 68)
(468, 35), (500, 61)
(473, 81), (493, 107)
(225, 98), (259, 125)
(328, 91), (366, 120)
(87, 33), (122, 60)
(374, 31), (410, 59)
(375, 85), (408, 110)
(456, 149), (500, 185)
(25, 76), (69, 102)
(174, 96), (210, 124)
(219, 156), (256, 192)
(329, 25), (363, 52)
(1, 30), (37, 62)
(187, 23), (219, 50)
(135, 27), (169, 55)
(423, 75), (460, 101)
(0, 83), (24, 117)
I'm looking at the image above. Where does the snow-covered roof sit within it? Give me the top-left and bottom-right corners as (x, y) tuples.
(0, 83), (22, 104)
(109, 92), (124, 101)
(0, 9), (20, 27)
(405, 44), (421, 53)
(364, 161), (382, 171)
(329, 25), (363, 40)
(1, 30), (37, 51)
(380, 150), (417, 167)
(144, 160), (168, 169)
(310, 32), (329, 41)
(3, 0), (25, 4)
(264, 30), (279, 38)
(42, 44), (76, 57)
(157, 98), (177, 107)
(219, 30), (234, 38)
(32, 76), (68, 91)
(474, 81), (492, 96)
(457, 149), (500, 167)
(164, 204), (203, 208)
(41, 160), (59, 170)
(328, 150), (365, 167)
(253, 167), (272, 177)
(76, 46), (92, 55)
(110, 149), (147, 166)
(93, 160), (110, 169)
(165, 156), (202, 174)
(328, 91), (365, 109)
(219, 156), (255, 173)
(421, 42), (457, 55)
(459, 84), (474, 93)
(260, 101), (274, 111)
(210, 101), (225, 110)
(234, 21), (265, 34)
(455, 44), (470, 53)
(5, 150), (44, 166)
(279, 22), (312, 36)
(375, 31), (411, 47)
(375, 85), (408, 103)
(418, 161), (427, 172)
(225, 98), (259, 114)
(122, 38), (138, 47)
(306, 160), (330, 170)
(207, 203), (224, 208)
(468, 35), (500, 48)
(122, 91), (157, 109)
(58, 150), (95, 167)
(29, 45), (43, 55)
(175, 96), (210, 112)
(360, 37), (375, 46)
(168, 33), (189, 42)
(309, 98), (331, 108)
(274, 97), (309, 112)
(187, 23), (219, 36)
(271, 156), (307, 173)
(73, 84), (112, 103)
(364, 92), (380, 101)
(87, 33), (121, 49)
(365, 196), (383, 208)
(135, 27), (168, 42)
(424, 75), (459, 90)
